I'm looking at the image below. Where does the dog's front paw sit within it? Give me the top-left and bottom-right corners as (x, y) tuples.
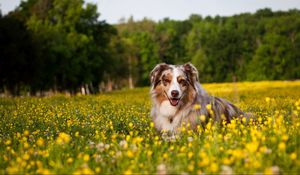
(161, 130), (179, 142)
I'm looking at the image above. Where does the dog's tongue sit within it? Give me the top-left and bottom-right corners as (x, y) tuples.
(170, 98), (179, 106)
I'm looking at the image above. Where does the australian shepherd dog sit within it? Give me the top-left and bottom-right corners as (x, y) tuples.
(150, 63), (247, 133)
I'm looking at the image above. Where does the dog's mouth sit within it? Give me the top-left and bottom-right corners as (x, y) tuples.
(169, 98), (180, 106)
(164, 91), (181, 106)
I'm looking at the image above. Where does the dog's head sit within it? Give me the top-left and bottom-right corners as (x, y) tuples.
(150, 63), (199, 107)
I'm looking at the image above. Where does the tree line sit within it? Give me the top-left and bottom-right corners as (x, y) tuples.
(0, 0), (299, 96)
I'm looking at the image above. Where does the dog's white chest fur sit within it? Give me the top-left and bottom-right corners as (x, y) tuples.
(159, 101), (177, 117)
(153, 100), (183, 132)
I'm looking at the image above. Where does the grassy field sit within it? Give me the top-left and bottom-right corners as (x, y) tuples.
(0, 81), (299, 174)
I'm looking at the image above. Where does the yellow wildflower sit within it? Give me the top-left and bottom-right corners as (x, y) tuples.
(150, 122), (154, 128)
(67, 157), (73, 164)
(200, 115), (206, 122)
(23, 130), (30, 136)
(56, 132), (71, 145)
(206, 104), (212, 110)
(36, 137), (44, 147)
(127, 150), (134, 158)
(194, 104), (201, 110)
(95, 167), (101, 173)
(147, 150), (153, 157)
(5, 140), (11, 145)
(278, 142), (286, 151)
(123, 169), (132, 175)
(83, 154), (90, 162)
(23, 153), (30, 161)
(290, 152), (297, 160)
(209, 163), (218, 172)
(129, 122), (133, 128)
(188, 152), (193, 159)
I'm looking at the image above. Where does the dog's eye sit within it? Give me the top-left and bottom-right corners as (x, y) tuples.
(162, 79), (170, 85)
(179, 79), (187, 86)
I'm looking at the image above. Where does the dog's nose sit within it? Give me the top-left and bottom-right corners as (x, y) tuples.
(171, 90), (179, 97)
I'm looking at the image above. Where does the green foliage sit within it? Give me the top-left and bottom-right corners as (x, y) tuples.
(0, 3), (300, 94)
(117, 18), (160, 86)
(155, 18), (191, 64)
(136, 32), (160, 85)
(0, 15), (39, 95)
(24, 0), (102, 92)
(0, 0), (119, 94)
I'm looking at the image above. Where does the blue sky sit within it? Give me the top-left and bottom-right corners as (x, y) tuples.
(1, 0), (300, 24)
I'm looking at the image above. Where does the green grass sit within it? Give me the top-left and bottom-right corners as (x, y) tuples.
(0, 81), (299, 174)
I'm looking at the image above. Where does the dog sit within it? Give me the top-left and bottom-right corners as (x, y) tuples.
(150, 63), (246, 133)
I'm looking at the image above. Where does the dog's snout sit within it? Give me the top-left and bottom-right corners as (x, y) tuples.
(171, 90), (179, 97)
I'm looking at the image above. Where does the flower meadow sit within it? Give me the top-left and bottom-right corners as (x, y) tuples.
(0, 81), (299, 174)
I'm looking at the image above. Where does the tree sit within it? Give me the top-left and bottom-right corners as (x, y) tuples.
(13, 0), (118, 93)
(155, 19), (191, 64)
(135, 32), (160, 86)
(117, 17), (159, 87)
(0, 15), (39, 95)
(1, 5), (300, 95)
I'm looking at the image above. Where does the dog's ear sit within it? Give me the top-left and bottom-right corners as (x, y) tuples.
(150, 63), (169, 87)
(182, 63), (199, 87)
